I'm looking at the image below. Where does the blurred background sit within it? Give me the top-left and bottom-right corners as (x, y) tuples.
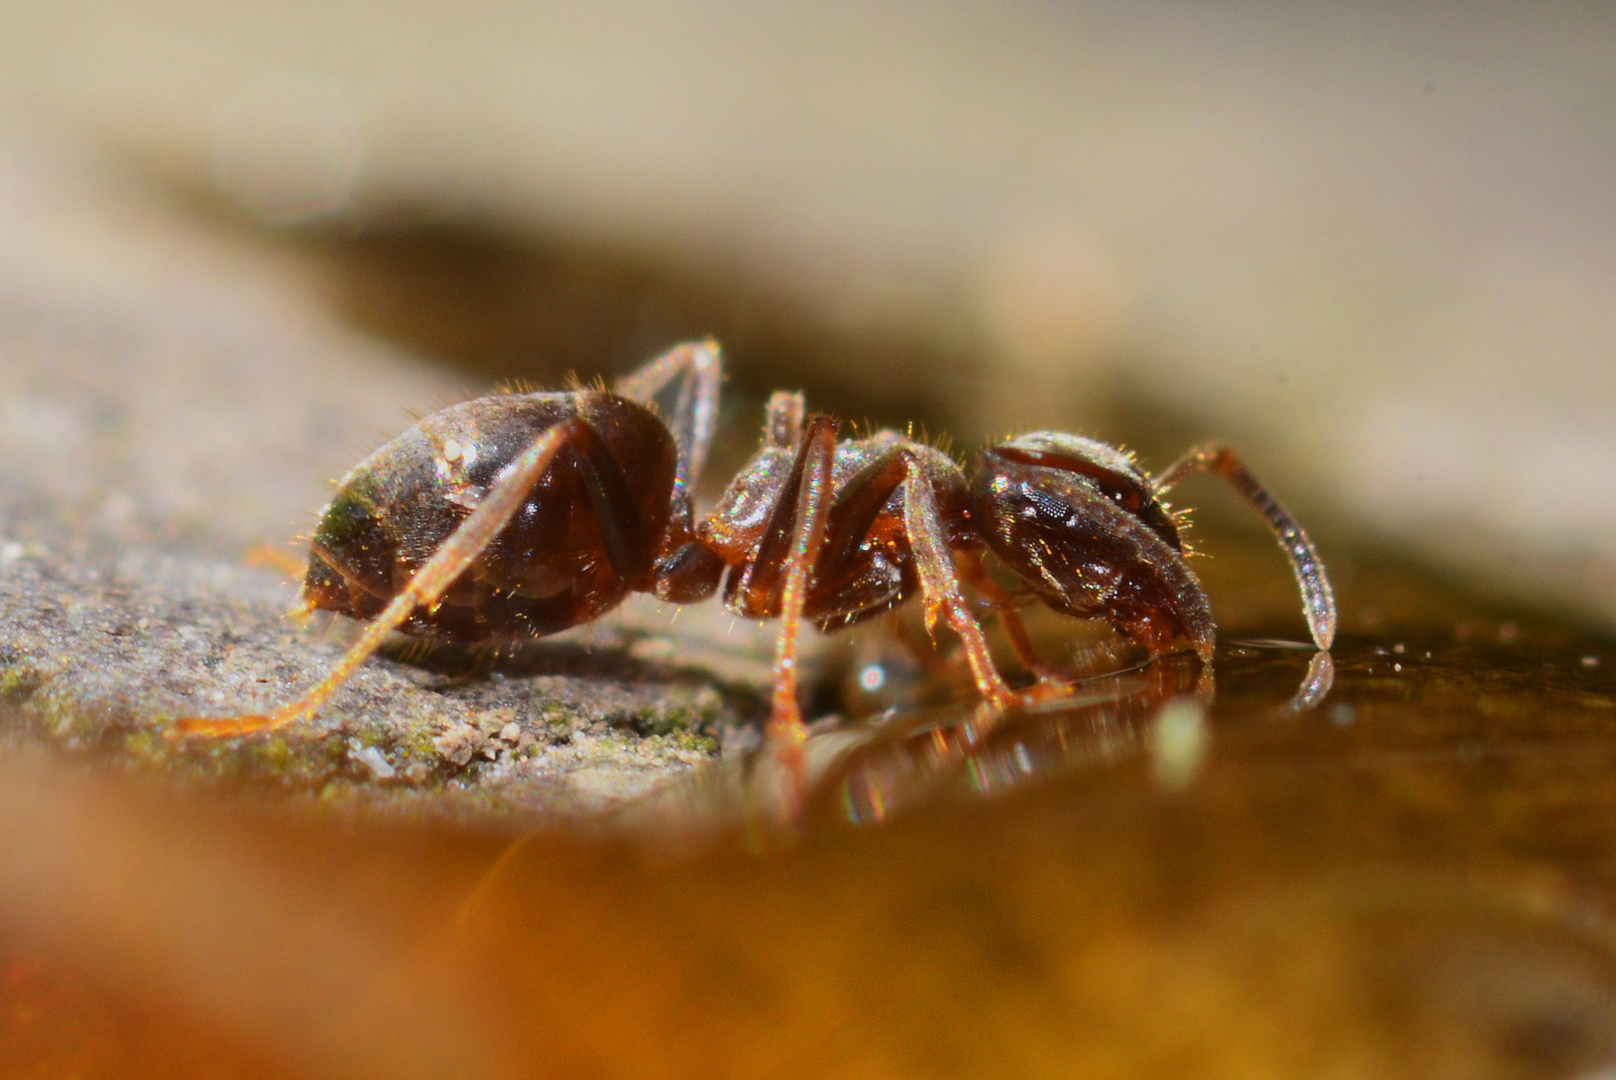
(1, 0), (1612, 628)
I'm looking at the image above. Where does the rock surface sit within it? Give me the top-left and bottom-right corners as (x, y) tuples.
(0, 136), (782, 817)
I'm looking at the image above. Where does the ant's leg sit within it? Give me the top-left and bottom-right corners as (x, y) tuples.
(1152, 443), (1336, 650)
(244, 542), (320, 623)
(174, 420), (585, 737)
(767, 443), (1012, 709)
(955, 551), (1137, 685)
(953, 549), (1057, 680)
(728, 404), (827, 615)
(898, 453), (1015, 713)
(612, 340), (721, 494)
(758, 415), (838, 758)
(884, 613), (955, 679)
(245, 542), (307, 582)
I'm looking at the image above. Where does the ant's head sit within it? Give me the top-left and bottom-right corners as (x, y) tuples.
(981, 433), (1182, 551)
(973, 432), (1214, 660)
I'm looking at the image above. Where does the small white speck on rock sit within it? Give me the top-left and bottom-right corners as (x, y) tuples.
(348, 741), (396, 780)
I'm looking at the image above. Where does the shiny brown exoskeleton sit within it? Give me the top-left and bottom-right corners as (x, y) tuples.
(176, 341), (1335, 778)
(972, 432), (1335, 665)
(176, 341), (723, 738)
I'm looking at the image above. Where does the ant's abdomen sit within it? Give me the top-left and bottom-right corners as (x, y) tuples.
(301, 391), (678, 642)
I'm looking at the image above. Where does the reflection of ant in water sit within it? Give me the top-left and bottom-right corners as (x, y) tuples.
(177, 341), (1335, 781)
(826, 646), (1337, 828)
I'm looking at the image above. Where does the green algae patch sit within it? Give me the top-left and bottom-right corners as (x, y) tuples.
(123, 729), (164, 766)
(255, 735), (292, 771)
(0, 662), (46, 703)
(618, 704), (695, 737)
(535, 702), (577, 738)
(395, 720), (445, 762)
(646, 730), (719, 756)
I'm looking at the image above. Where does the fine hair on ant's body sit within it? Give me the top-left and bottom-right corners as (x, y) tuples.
(177, 341), (1336, 781)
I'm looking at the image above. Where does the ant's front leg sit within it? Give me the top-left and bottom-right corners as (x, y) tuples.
(953, 550), (1056, 679)
(955, 550), (1139, 687)
(897, 452), (1015, 716)
(173, 420), (584, 737)
(1152, 443), (1336, 650)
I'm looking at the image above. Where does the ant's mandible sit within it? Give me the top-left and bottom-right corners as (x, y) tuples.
(176, 341), (1336, 769)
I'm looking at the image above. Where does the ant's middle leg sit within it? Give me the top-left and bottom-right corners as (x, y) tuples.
(792, 445), (1015, 710)
(174, 419), (586, 737)
(612, 340), (722, 495)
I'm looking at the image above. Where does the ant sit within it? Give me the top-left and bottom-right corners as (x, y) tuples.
(176, 341), (1335, 779)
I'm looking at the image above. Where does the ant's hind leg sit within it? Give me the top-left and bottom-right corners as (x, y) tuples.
(245, 542), (308, 583)
(898, 454), (1015, 715)
(244, 542), (319, 623)
(757, 415), (838, 760)
(173, 420), (584, 737)
(1152, 443), (1336, 650)
(612, 340), (721, 494)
